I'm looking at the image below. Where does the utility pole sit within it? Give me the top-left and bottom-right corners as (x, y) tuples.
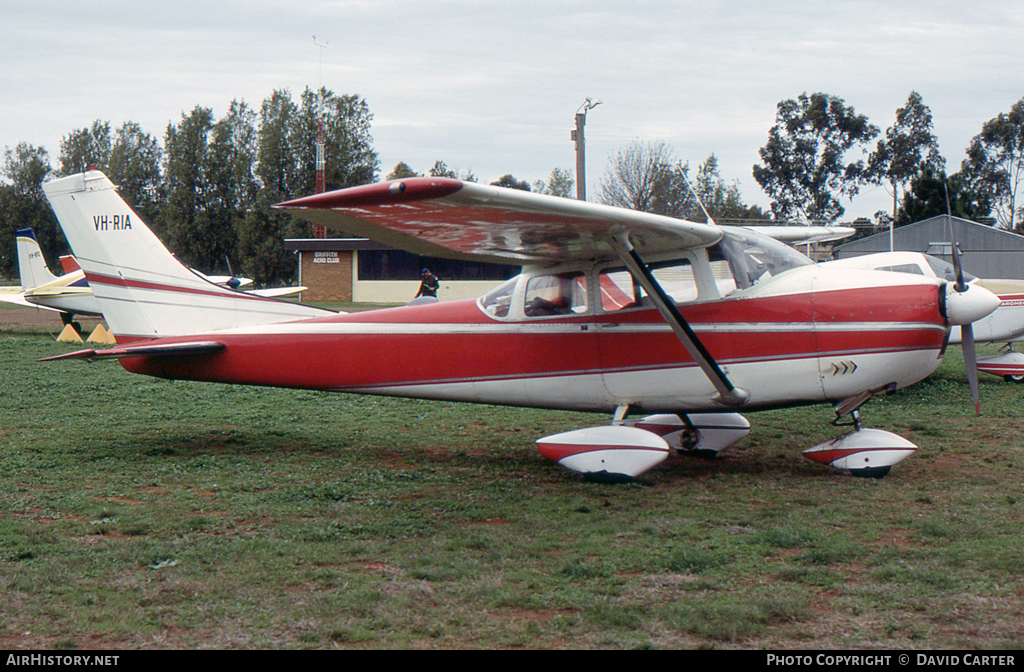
(312, 36), (329, 238)
(572, 98), (602, 201)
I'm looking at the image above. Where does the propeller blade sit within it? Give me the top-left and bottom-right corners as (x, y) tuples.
(944, 184), (968, 292)
(945, 182), (980, 415)
(962, 323), (981, 416)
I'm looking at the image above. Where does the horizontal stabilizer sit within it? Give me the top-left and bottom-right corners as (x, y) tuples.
(40, 340), (226, 362)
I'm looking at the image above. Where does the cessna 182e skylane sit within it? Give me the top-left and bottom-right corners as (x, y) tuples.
(40, 170), (1000, 481)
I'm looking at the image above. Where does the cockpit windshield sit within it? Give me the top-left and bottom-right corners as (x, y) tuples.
(924, 254), (977, 283)
(709, 226), (814, 292)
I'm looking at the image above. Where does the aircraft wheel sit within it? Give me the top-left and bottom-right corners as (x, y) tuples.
(679, 427), (699, 451)
(1003, 374), (1024, 384)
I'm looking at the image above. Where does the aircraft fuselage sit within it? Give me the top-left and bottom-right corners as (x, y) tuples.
(117, 264), (948, 414)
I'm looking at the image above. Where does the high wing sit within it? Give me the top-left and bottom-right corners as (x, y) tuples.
(278, 177), (742, 403)
(275, 177), (723, 265)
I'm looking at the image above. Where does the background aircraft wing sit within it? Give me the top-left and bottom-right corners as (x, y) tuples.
(276, 178), (722, 265)
(746, 225), (856, 244)
(0, 287), (62, 311)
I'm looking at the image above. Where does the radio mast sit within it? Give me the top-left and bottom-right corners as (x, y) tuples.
(312, 36), (329, 238)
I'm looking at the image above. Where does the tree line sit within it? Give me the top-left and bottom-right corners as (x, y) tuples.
(599, 92), (1024, 232)
(754, 91), (1024, 230)
(0, 87), (378, 285)
(3, 88), (1023, 284)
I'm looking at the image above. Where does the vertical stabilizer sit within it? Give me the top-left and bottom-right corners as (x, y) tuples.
(15, 229), (59, 289)
(42, 171), (334, 342)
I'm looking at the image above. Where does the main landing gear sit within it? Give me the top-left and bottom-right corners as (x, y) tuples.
(976, 344), (1024, 384)
(537, 389), (919, 482)
(535, 406), (752, 483)
(802, 387), (917, 479)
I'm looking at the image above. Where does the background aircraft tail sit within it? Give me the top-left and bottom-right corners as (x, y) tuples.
(15, 229), (59, 289)
(42, 170), (333, 342)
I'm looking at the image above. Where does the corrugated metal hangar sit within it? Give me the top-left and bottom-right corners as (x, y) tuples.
(835, 216), (1024, 280)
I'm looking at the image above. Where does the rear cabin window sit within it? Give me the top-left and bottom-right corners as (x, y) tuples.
(598, 258), (697, 312)
(524, 272), (589, 317)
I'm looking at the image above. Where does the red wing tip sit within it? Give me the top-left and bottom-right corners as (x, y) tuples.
(274, 177), (465, 210)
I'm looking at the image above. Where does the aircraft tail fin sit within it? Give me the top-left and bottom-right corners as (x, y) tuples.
(15, 228), (59, 289)
(42, 171), (334, 342)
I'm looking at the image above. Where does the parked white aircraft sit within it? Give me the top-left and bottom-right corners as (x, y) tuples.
(822, 251), (1024, 383)
(0, 228), (101, 321)
(0, 228), (307, 328)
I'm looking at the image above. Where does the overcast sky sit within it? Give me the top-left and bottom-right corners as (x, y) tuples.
(3, 0), (1023, 221)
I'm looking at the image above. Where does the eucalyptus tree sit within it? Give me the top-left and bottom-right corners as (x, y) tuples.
(0, 143), (57, 278)
(961, 97), (1024, 232)
(429, 160), (457, 178)
(533, 167), (574, 198)
(387, 162), (419, 179)
(896, 166), (991, 225)
(693, 154), (769, 222)
(490, 174), (531, 191)
(867, 91), (945, 223)
(753, 92), (878, 223)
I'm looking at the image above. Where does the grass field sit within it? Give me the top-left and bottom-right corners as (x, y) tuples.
(1, 323), (1023, 650)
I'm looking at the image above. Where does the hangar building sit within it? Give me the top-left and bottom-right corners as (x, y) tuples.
(834, 216), (1024, 280)
(284, 238), (519, 304)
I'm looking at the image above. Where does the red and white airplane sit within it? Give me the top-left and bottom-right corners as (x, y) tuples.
(40, 170), (1000, 481)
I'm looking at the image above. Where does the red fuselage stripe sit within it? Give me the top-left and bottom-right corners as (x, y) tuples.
(84, 272), (276, 303)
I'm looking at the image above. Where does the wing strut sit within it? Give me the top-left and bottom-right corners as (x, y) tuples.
(609, 233), (749, 407)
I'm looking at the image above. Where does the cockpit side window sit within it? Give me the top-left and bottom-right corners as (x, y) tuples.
(480, 277), (517, 318)
(878, 263), (925, 276)
(524, 272), (589, 317)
